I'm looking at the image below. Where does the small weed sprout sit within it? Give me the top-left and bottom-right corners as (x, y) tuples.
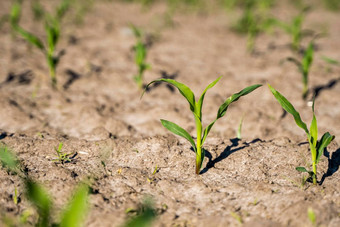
(52, 142), (74, 164)
(131, 25), (151, 90)
(10, 0), (70, 88)
(143, 77), (261, 174)
(286, 41), (314, 99)
(268, 84), (335, 185)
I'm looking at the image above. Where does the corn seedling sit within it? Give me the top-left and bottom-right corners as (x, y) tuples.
(124, 199), (156, 227)
(236, 114), (245, 140)
(268, 84), (335, 185)
(10, 0), (70, 88)
(0, 147), (89, 227)
(13, 187), (18, 205)
(230, 211), (243, 224)
(232, 0), (276, 52)
(275, 12), (306, 52)
(308, 207), (317, 226)
(52, 142), (74, 164)
(131, 25), (151, 90)
(143, 76), (261, 174)
(286, 41), (314, 99)
(31, 0), (45, 21)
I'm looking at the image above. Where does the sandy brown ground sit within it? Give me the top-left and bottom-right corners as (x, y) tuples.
(0, 0), (339, 226)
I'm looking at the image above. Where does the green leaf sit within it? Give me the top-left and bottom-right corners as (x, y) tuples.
(201, 84), (262, 144)
(56, 0), (71, 20)
(310, 98), (317, 147)
(321, 56), (339, 65)
(302, 42), (314, 75)
(268, 84), (309, 135)
(10, 2), (21, 28)
(0, 145), (19, 173)
(60, 184), (89, 227)
(316, 132), (335, 164)
(123, 200), (156, 227)
(308, 207), (316, 225)
(16, 26), (44, 51)
(26, 179), (52, 227)
(143, 79), (196, 112)
(296, 166), (308, 172)
(197, 76), (222, 119)
(160, 119), (196, 152)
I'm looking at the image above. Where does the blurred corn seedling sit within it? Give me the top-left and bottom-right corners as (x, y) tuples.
(10, 0), (71, 88)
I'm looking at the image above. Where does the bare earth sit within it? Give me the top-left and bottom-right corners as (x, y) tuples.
(0, 1), (339, 226)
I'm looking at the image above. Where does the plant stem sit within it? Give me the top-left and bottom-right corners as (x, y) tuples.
(195, 117), (202, 174)
(312, 161), (317, 185)
(49, 65), (57, 89)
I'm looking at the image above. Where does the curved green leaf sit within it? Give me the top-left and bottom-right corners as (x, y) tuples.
(60, 184), (89, 227)
(17, 27), (44, 51)
(268, 84), (309, 135)
(143, 79), (196, 112)
(161, 119), (196, 152)
(197, 76), (222, 119)
(201, 84), (262, 144)
(316, 132), (335, 164)
(217, 84), (262, 119)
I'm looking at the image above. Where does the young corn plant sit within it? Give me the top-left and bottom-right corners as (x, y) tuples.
(143, 77), (261, 174)
(286, 41), (314, 99)
(232, 0), (276, 52)
(10, 0), (70, 88)
(268, 84), (335, 185)
(275, 13), (305, 52)
(131, 25), (151, 90)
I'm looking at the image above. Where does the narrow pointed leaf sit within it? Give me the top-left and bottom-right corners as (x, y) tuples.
(143, 79), (196, 112)
(201, 120), (216, 145)
(10, 2), (21, 28)
(316, 132), (335, 164)
(310, 99), (317, 147)
(26, 179), (52, 227)
(60, 184), (89, 227)
(197, 76), (222, 118)
(296, 166), (308, 172)
(161, 119), (196, 152)
(201, 84), (261, 144)
(302, 42), (314, 75)
(17, 27), (44, 51)
(217, 84), (262, 119)
(268, 84), (309, 135)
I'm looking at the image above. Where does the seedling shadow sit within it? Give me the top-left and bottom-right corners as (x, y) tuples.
(199, 138), (262, 174)
(0, 70), (33, 87)
(144, 70), (178, 93)
(312, 77), (340, 99)
(319, 148), (340, 185)
(63, 69), (81, 90)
